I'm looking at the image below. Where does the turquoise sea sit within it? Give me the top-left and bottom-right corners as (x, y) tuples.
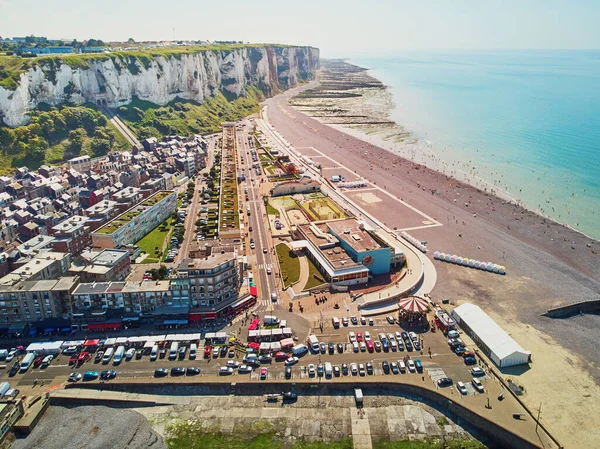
(349, 50), (600, 240)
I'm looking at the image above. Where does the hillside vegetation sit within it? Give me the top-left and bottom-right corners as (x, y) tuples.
(117, 86), (263, 138)
(0, 104), (130, 174)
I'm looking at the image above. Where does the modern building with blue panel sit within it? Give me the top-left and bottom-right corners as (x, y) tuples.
(326, 219), (392, 275)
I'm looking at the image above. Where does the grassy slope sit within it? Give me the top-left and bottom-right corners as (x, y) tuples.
(276, 243), (301, 288)
(117, 86), (263, 138)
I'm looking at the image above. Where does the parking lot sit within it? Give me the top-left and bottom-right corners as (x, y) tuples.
(1, 315), (491, 401)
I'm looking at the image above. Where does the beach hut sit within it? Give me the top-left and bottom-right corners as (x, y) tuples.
(492, 265), (499, 273)
(439, 253), (446, 260)
(456, 256), (464, 265)
(486, 263), (495, 272)
(473, 261), (481, 269)
(450, 255), (458, 264)
(444, 254), (452, 262)
(468, 259), (475, 267)
(433, 251), (441, 259)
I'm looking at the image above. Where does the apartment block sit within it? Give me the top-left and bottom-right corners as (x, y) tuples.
(91, 191), (177, 249)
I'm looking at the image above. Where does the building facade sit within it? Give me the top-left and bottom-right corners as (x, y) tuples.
(91, 191), (176, 249)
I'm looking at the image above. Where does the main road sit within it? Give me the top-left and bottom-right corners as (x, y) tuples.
(236, 125), (280, 314)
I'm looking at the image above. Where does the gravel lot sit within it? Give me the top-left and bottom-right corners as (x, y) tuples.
(13, 406), (166, 449)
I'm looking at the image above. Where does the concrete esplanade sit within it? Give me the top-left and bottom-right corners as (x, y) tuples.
(52, 380), (555, 449)
(257, 112), (437, 315)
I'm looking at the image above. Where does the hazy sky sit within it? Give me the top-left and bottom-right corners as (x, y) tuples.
(1, 0), (598, 56)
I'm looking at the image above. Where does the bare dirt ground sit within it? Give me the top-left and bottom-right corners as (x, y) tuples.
(264, 61), (600, 449)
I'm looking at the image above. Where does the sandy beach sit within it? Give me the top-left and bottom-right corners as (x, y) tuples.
(263, 62), (600, 449)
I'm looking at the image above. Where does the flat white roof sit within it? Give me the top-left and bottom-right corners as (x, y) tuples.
(452, 303), (530, 367)
(26, 341), (64, 352)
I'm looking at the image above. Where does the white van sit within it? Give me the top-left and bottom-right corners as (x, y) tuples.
(125, 348), (136, 361)
(307, 335), (319, 352)
(332, 317), (340, 329)
(324, 362), (333, 378)
(113, 346), (126, 364)
(189, 344), (197, 360)
(150, 344), (158, 361)
(169, 342), (179, 360)
(102, 347), (114, 364)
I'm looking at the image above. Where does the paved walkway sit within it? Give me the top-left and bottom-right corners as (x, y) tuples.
(350, 408), (373, 449)
(293, 254), (310, 294)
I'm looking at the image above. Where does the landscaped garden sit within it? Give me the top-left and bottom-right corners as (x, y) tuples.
(135, 217), (175, 264)
(275, 243), (301, 289)
(304, 255), (327, 290)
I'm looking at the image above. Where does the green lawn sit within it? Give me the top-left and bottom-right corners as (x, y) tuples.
(276, 243), (301, 289)
(135, 220), (171, 263)
(304, 256), (327, 290)
(165, 419), (353, 449)
(265, 201), (279, 216)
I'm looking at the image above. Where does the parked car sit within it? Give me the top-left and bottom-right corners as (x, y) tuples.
(260, 368), (267, 380)
(100, 370), (117, 380)
(382, 360), (390, 374)
(307, 364), (316, 377)
(170, 367), (186, 376)
(285, 366), (292, 379)
(366, 362), (374, 375)
(154, 368), (169, 378)
(333, 365), (341, 377)
(447, 330), (460, 339)
(472, 378), (485, 393)
(285, 357), (299, 366)
(219, 367), (233, 375)
(437, 377), (453, 387)
(457, 381), (468, 395)
(317, 364), (324, 377)
(328, 342), (335, 354)
(337, 343), (344, 353)
(415, 360), (423, 373)
(94, 351), (104, 363)
(464, 356), (477, 365)
(238, 365), (253, 374)
(68, 372), (82, 382)
(407, 360), (416, 372)
(350, 363), (358, 376)
(471, 366), (486, 377)
(390, 362), (399, 374)
(83, 371), (98, 381)
(186, 367), (201, 376)
(226, 361), (240, 368)
(387, 316), (395, 324)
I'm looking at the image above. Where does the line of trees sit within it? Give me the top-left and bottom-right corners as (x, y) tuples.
(0, 105), (120, 162)
(0, 35), (105, 53)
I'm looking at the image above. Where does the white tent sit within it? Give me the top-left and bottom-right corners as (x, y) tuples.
(452, 303), (530, 368)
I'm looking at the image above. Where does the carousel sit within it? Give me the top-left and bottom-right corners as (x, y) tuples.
(398, 296), (430, 328)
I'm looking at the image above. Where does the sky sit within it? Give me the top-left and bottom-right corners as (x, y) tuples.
(0, 0), (599, 57)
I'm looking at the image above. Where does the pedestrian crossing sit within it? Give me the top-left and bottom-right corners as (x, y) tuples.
(257, 264), (273, 271)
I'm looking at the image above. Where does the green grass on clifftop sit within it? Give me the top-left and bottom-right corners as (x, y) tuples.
(0, 44), (314, 91)
(117, 86), (263, 138)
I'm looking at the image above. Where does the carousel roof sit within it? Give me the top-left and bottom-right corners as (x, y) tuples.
(398, 296), (430, 313)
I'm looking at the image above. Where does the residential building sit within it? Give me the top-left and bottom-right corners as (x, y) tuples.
(68, 249), (130, 283)
(50, 215), (91, 256)
(91, 191), (177, 249)
(0, 252), (71, 286)
(171, 253), (241, 318)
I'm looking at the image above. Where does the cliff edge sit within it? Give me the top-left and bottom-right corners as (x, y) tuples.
(0, 44), (319, 127)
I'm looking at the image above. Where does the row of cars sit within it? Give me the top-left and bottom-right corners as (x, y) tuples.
(314, 330), (422, 355)
(67, 370), (117, 382)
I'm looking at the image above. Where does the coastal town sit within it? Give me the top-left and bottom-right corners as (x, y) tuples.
(0, 16), (598, 449)
(0, 107), (563, 449)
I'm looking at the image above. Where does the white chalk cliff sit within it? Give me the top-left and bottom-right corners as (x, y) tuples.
(0, 46), (319, 127)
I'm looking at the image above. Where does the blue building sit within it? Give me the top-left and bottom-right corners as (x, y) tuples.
(30, 47), (74, 55)
(326, 219), (392, 275)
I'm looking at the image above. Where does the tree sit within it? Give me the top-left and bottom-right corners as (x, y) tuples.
(90, 137), (110, 156)
(68, 128), (86, 154)
(26, 137), (49, 159)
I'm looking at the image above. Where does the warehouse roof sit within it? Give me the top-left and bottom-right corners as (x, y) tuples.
(452, 303), (530, 367)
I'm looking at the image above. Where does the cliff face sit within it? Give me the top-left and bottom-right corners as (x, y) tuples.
(0, 46), (319, 127)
